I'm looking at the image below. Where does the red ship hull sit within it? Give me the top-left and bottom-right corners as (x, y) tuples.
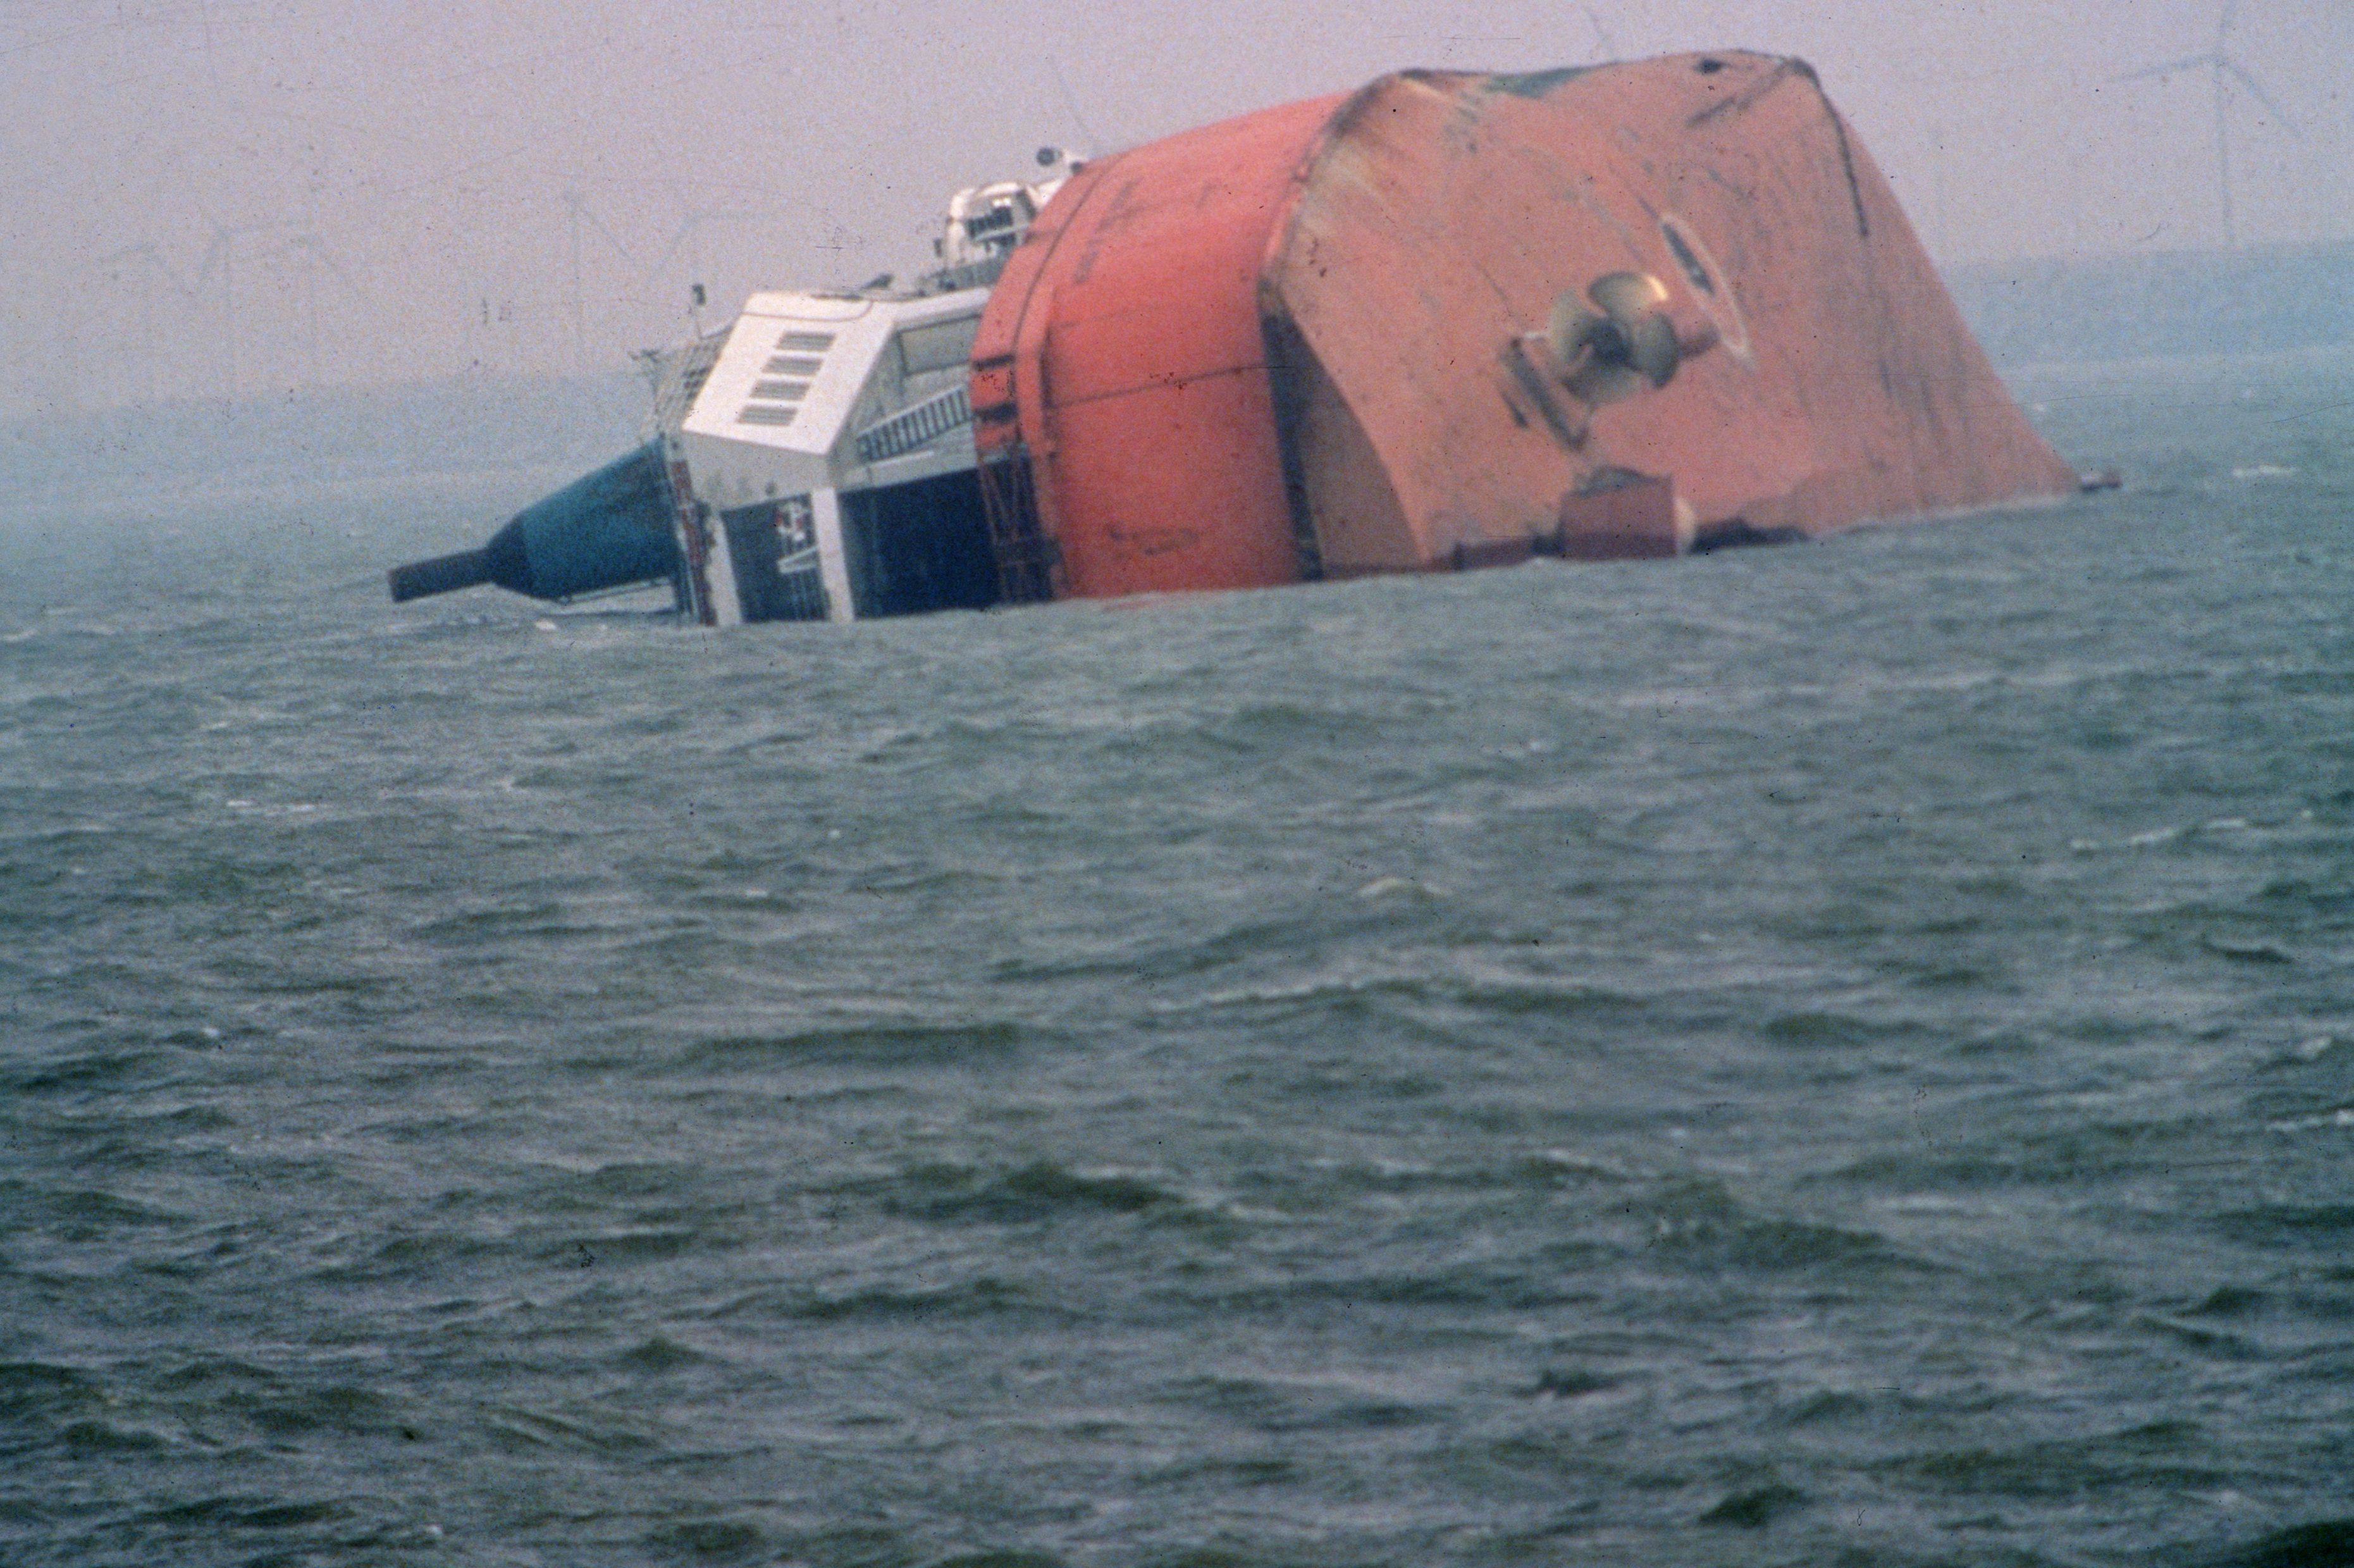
(970, 54), (2076, 601)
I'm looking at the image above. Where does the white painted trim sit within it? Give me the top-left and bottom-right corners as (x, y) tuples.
(811, 487), (855, 621)
(705, 509), (746, 627)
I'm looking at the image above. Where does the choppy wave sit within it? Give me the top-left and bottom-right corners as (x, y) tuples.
(3, 353), (2352, 1564)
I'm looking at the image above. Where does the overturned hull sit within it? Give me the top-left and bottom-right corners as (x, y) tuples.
(391, 54), (2078, 622)
(971, 52), (2075, 599)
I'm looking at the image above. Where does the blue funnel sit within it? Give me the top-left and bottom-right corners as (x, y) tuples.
(390, 443), (679, 603)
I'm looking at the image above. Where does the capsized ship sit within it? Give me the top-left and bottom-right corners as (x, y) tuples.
(385, 176), (1051, 624)
(389, 52), (2080, 625)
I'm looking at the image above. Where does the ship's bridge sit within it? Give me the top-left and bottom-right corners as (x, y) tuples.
(670, 286), (998, 626)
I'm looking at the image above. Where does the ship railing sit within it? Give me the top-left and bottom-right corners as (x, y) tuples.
(637, 332), (730, 441)
(853, 384), (972, 464)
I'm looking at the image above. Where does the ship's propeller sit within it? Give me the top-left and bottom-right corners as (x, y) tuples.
(1546, 271), (1699, 406)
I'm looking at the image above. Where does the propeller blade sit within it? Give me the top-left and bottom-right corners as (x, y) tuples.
(1588, 269), (1670, 323)
(1563, 357), (1648, 407)
(1625, 313), (1683, 388)
(1589, 271), (1683, 388)
(2111, 54), (2217, 83)
(1546, 293), (1612, 367)
(2222, 60), (2302, 135)
(1544, 271), (1696, 403)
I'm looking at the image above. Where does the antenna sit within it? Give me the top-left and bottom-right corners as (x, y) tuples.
(281, 233), (371, 388)
(652, 206), (774, 331)
(190, 216), (269, 404)
(2111, 0), (2302, 249)
(562, 187), (787, 357)
(1045, 54), (1104, 157)
(1929, 120), (1950, 260)
(1585, 8), (1618, 63)
(97, 242), (164, 404)
(95, 216), (292, 407)
(564, 189), (586, 371)
(293, 125), (339, 388)
(564, 188), (619, 371)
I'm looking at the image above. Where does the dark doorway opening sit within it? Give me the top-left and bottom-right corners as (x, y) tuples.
(719, 497), (830, 622)
(840, 469), (1001, 617)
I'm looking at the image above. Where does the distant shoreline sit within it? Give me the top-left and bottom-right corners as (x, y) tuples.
(1947, 239), (2354, 367)
(8, 241), (2352, 497)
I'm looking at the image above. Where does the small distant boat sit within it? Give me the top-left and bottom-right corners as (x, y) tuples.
(390, 52), (2079, 626)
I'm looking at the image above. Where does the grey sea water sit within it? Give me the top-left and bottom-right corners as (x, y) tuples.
(3, 352), (2351, 1567)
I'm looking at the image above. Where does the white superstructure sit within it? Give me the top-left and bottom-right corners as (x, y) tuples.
(656, 171), (1067, 626)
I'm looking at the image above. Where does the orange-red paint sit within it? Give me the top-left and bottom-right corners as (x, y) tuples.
(971, 55), (2075, 600)
(971, 90), (1343, 598)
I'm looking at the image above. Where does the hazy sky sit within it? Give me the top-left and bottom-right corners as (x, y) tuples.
(2, 0), (2346, 418)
